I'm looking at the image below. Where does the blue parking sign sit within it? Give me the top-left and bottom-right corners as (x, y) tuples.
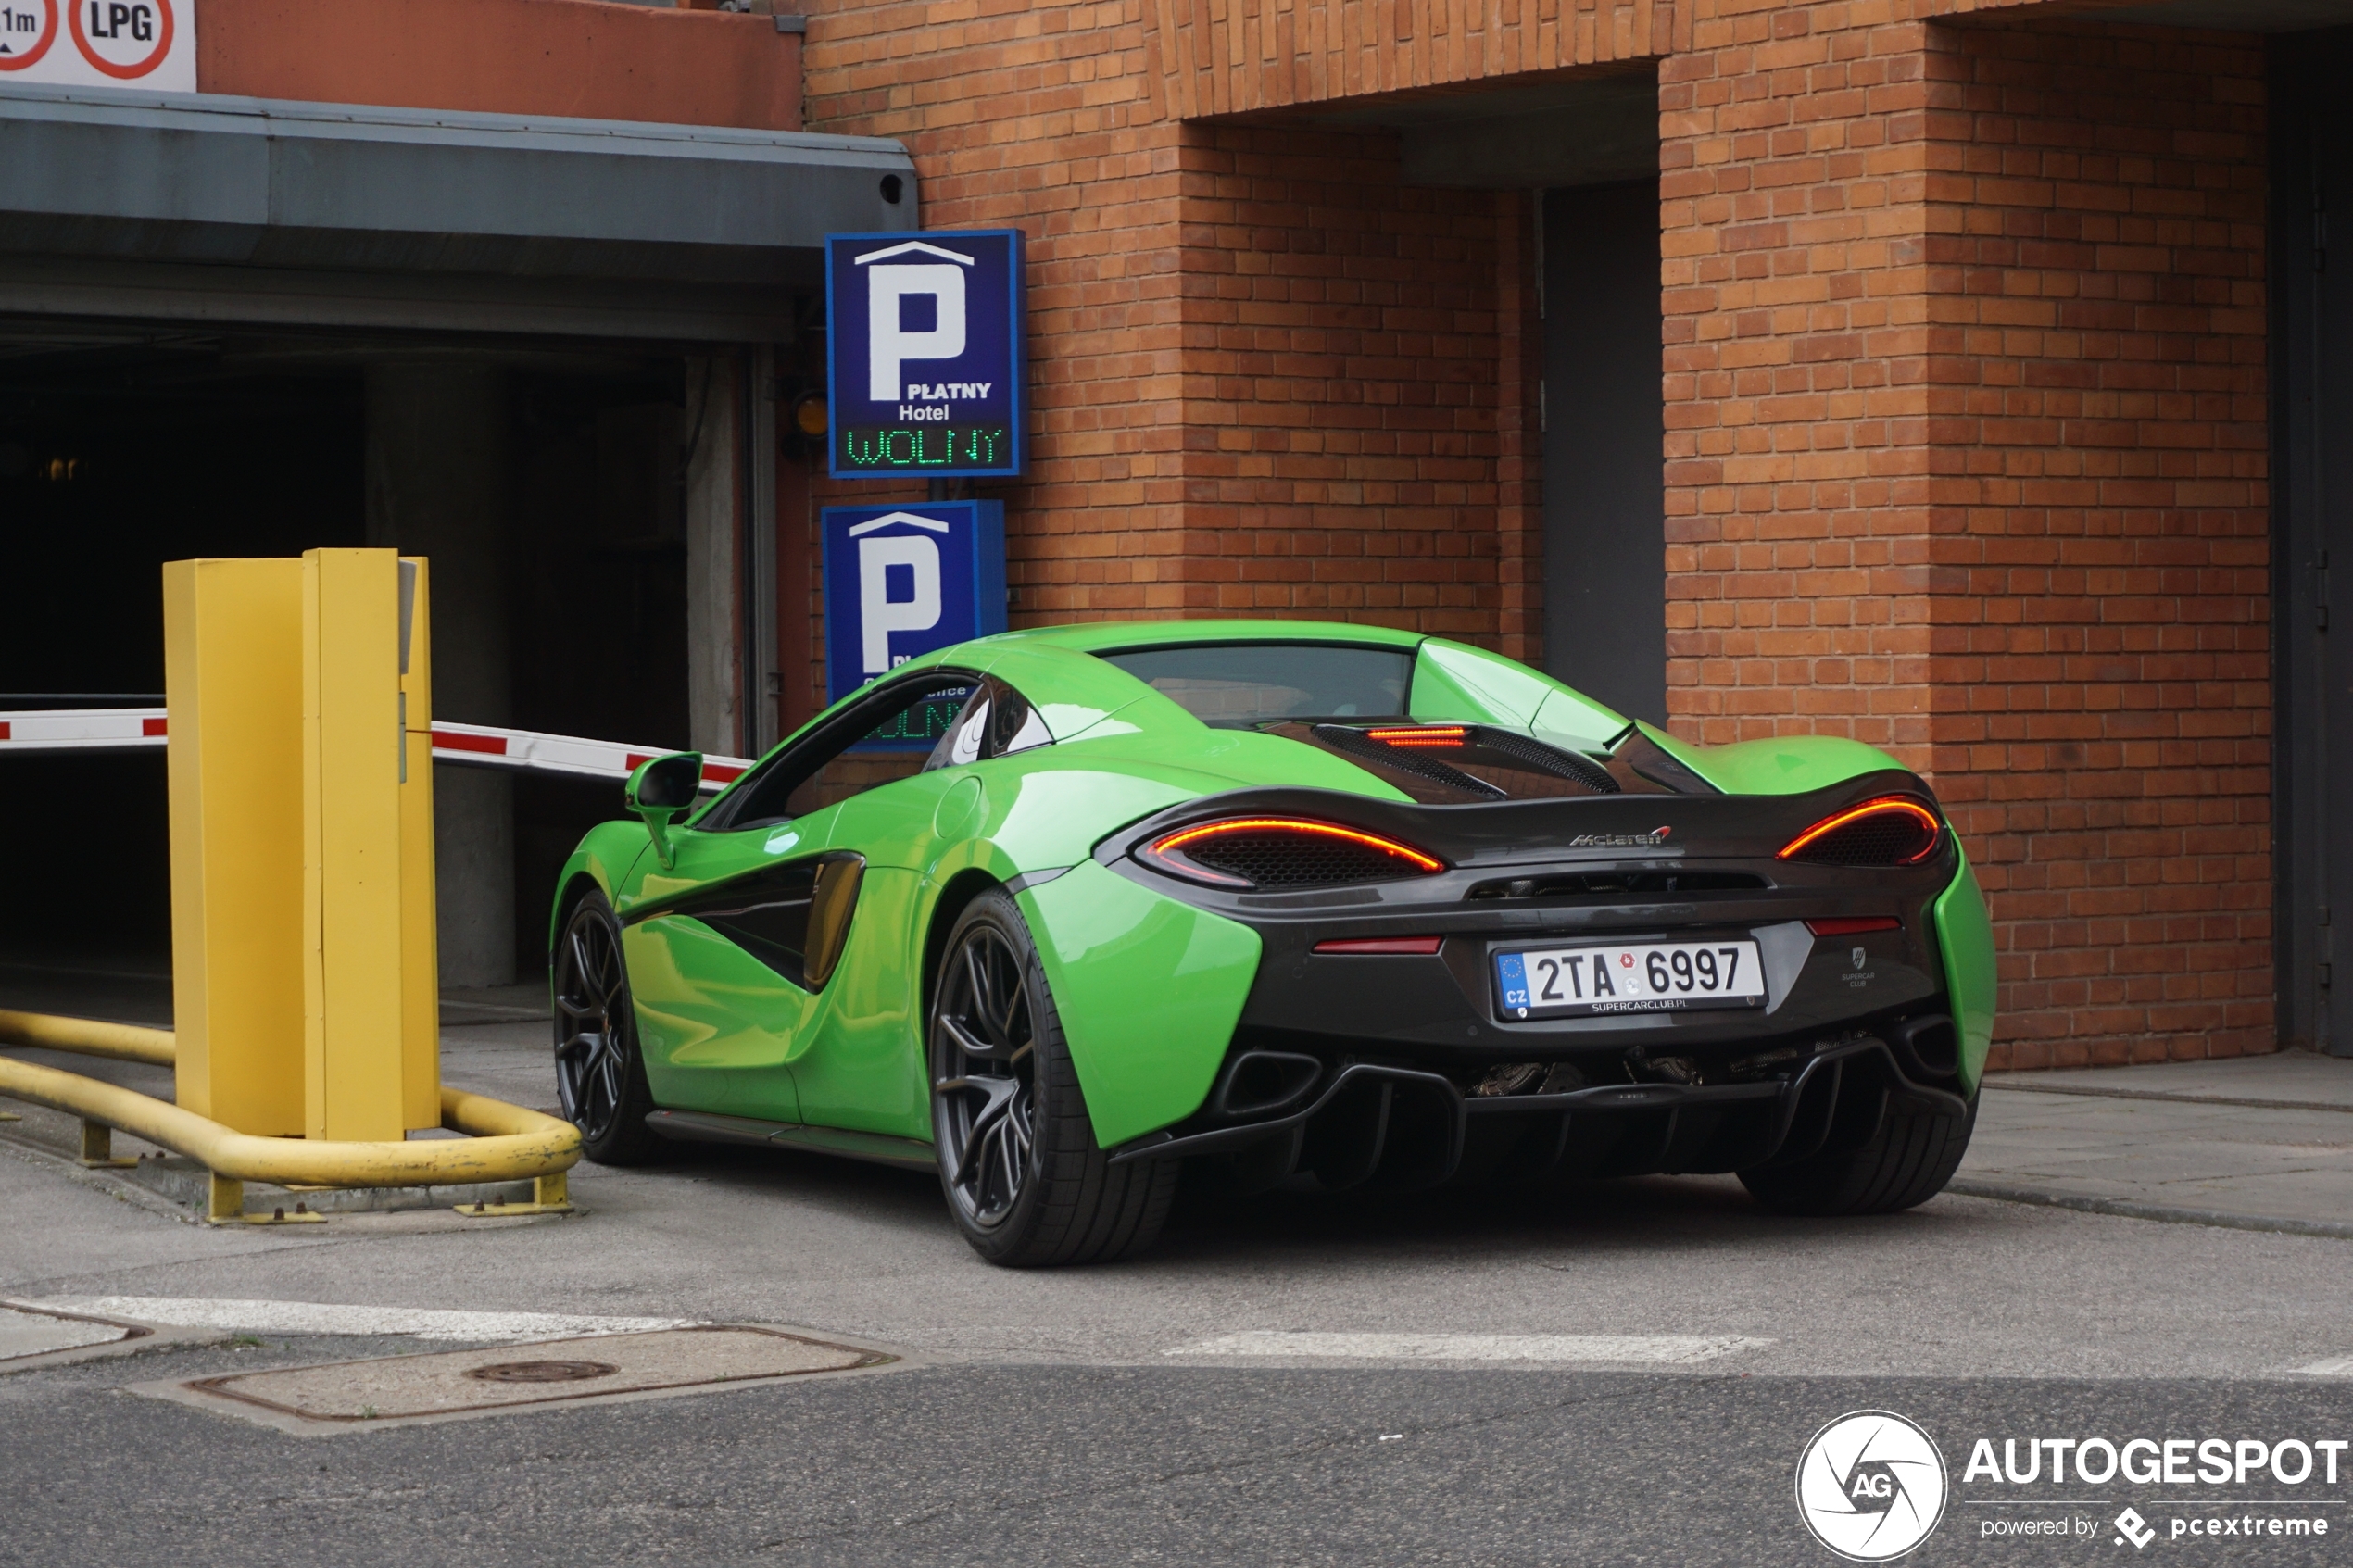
(825, 230), (1025, 479)
(822, 502), (1007, 715)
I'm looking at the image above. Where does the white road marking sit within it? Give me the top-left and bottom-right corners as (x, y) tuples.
(34, 1297), (703, 1343)
(1164, 1332), (1770, 1364)
(2294, 1355), (2353, 1376)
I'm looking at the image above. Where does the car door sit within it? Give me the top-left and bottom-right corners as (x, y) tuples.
(785, 674), (1055, 1138)
(618, 670), (979, 1122)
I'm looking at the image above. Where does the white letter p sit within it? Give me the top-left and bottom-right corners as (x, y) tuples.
(859, 534), (942, 675)
(869, 264), (967, 401)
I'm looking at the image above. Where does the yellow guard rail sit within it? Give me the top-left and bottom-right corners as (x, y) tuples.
(0, 1009), (578, 1222)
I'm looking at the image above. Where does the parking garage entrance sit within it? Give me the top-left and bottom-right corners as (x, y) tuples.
(0, 83), (909, 1008)
(0, 328), (708, 998)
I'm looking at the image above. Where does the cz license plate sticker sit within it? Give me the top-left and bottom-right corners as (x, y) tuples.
(1495, 939), (1766, 1020)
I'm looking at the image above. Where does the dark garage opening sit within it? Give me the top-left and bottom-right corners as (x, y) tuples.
(0, 327), (697, 1018)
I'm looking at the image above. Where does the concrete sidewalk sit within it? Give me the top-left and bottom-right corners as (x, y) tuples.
(6, 964), (2352, 1240)
(1959, 1052), (2353, 1238)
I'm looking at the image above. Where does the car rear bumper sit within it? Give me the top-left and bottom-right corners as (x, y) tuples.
(1107, 1030), (1969, 1190)
(1070, 781), (1994, 1159)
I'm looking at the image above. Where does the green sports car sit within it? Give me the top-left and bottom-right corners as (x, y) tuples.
(548, 621), (1996, 1266)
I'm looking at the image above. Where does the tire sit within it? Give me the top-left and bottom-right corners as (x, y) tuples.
(929, 889), (1178, 1266)
(1739, 1089), (1977, 1217)
(552, 889), (664, 1166)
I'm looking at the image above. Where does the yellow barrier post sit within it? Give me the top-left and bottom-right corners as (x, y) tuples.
(162, 558), (307, 1135)
(301, 548), (409, 1143)
(397, 558), (442, 1131)
(0, 553), (577, 1222)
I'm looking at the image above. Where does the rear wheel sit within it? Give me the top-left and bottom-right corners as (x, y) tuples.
(553, 889), (662, 1166)
(929, 890), (1177, 1266)
(1739, 1090), (1977, 1217)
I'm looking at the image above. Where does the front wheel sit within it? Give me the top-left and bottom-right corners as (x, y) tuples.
(1739, 1090), (1977, 1216)
(552, 890), (663, 1166)
(929, 890), (1176, 1266)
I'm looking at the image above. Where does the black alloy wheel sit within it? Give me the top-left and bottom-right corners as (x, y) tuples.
(552, 891), (661, 1165)
(928, 890), (1177, 1266)
(932, 919), (1038, 1231)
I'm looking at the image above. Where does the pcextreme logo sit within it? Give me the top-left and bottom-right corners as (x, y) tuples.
(1796, 1410), (1951, 1562)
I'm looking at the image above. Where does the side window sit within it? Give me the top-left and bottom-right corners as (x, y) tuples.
(992, 680), (1053, 756)
(923, 676), (1052, 773)
(701, 672), (977, 832)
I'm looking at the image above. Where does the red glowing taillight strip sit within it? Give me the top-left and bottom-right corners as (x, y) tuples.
(1151, 818), (1444, 872)
(1139, 817), (1448, 887)
(1777, 797), (1943, 863)
(1313, 936), (1444, 955)
(1806, 916), (1901, 937)
(1364, 725), (1468, 748)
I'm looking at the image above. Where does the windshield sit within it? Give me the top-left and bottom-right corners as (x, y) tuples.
(1099, 643), (1413, 725)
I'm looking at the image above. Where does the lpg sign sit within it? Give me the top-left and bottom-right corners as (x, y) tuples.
(0, 0), (194, 89)
(824, 231), (1026, 480)
(821, 502), (1008, 711)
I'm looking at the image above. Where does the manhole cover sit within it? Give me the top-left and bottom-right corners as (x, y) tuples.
(466, 1360), (618, 1384)
(180, 1326), (893, 1424)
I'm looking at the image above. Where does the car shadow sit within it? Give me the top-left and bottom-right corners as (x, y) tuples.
(612, 1137), (2001, 1270)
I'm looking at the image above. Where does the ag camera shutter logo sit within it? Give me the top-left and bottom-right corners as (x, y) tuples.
(1796, 1411), (1948, 1561)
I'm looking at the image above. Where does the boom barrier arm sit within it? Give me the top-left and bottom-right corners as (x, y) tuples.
(0, 710), (753, 794)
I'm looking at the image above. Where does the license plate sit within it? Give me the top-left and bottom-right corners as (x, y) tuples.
(1494, 939), (1766, 1020)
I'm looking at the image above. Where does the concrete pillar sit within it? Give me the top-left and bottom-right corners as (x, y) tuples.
(365, 361), (515, 989)
(685, 356), (742, 758)
(748, 345), (780, 756)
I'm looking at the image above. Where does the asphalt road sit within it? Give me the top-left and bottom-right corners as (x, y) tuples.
(6, 1346), (2351, 1566)
(4, 1020), (2353, 1563)
(6, 1168), (2353, 1563)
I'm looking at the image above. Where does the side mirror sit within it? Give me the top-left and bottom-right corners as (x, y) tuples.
(625, 753), (703, 868)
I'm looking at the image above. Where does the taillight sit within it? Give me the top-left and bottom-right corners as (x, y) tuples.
(1363, 725), (1467, 748)
(1137, 817), (1446, 891)
(1779, 797), (1943, 867)
(1313, 935), (1444, 955)
(1806, 916), (1901, 937)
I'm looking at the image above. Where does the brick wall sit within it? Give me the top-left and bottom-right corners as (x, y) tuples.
(1151, 0), (1685, 119)
(799, 0), (1538, 665)
(1168, 125), (1518, 636)
(1928, 19), (2271, 1069)
(791, 0), (1187, 712)
(1659, 7), (2271, 1069)
(203, 0), (802, 129)
(801, 0), (2279, 1068)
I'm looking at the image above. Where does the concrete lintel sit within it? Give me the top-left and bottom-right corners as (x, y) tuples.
(0, 82), (913, 286)
(1960, 0), (2353, 31)
(0, 255), (804, 345)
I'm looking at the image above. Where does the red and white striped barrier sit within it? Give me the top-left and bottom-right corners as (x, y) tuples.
(0, 709), (753, 794)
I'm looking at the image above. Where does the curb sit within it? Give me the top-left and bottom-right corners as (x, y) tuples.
(1982, 1081), (2353, 1116)
(1945, 1178), (2353, 1242)
(0, 1128), (200, 1225)
(0, 1298), (231, 1374)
